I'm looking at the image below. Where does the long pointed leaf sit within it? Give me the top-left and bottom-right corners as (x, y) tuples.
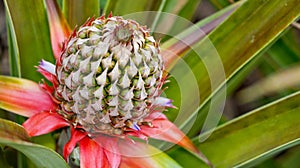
(104, 0), (163, 28)
(4, 0), (54, 81)
(104, 0), (162, 16)
(209, 0), (231, 9)
(5, 11), (20, 77)
(267, 32), (300, 67)
(154, 0), (201, 40)
(0, 118), (68, 168)
(168, 90), (300, 167)
(161, 2), (240, 70)
(164, 0), (300, 138)
(149, 0), (239, 151)
(62, 0), (100, 28)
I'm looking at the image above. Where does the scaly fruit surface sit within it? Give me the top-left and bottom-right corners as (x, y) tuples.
(55, 16), (164, 135)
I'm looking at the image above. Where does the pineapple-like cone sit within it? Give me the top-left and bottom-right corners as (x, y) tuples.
(55, 16), (165, 136)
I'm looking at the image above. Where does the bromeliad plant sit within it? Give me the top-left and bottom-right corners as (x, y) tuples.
(1, 0), (300, 168)
(1, 2), (209, 168)
(30, 14), (208, 167)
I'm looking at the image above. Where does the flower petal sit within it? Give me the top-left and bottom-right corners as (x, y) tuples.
(45, 0), (71, 60)
(80, 137), (109, 168)
(22, 112), (69, 136)
(0, 76), (56, 117)
(119, 140), (181, 168)
(63, 129), (87, 160)
(94, 135), (121, 168)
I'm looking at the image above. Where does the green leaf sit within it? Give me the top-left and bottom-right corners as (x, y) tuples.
(4, 0), (54, 82)
(0, 149), (13, 168)
(255, 29), (300, 81)
(0, 118), (69, 168)
(162, 0), (200, 20)
(168, 91), (300, 167)
(154, 0), (202, 40)
(104, 0), (164, 30)
(104, 0), (162, 16)
(5, 12), (20, 77)
(164, 0), (300, 138)
(149, 2), (239, 152)
(104, 0), (200, 41)
(267, 32), (300, 68)
(275, 146), (300, 168)
(209, 0), (232, 9)
(161, 1), (240, 70)
(62, 0), (100, 28)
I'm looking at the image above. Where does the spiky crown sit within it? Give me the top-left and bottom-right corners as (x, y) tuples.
(54, 16), (165, 136)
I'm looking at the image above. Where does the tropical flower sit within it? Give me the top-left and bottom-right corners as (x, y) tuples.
(0, 6), (209, 168)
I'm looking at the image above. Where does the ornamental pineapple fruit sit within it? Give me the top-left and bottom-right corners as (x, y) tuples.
(55, 16), (164, 136)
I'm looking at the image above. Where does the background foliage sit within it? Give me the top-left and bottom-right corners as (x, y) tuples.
(1, 0), (300, 167)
